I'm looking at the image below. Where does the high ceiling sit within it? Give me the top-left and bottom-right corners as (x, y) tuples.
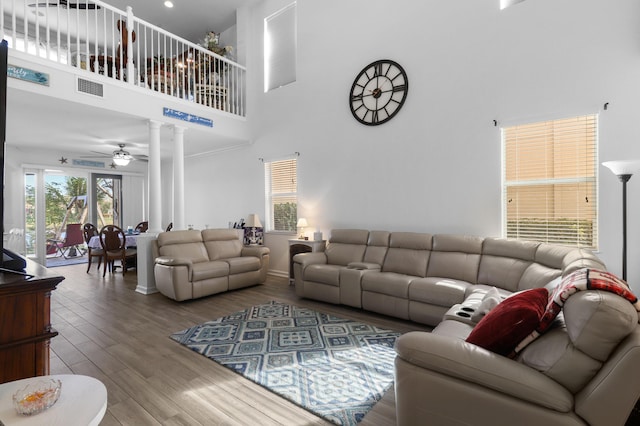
(5, 0), (260, 165)
(105, 0), (258, 44)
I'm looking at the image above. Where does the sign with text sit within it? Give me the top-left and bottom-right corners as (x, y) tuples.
(163, 108), (213, 127)
(8, 64), (49, 86)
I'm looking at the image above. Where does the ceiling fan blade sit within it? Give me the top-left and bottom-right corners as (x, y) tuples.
(79, 150), (112, 158)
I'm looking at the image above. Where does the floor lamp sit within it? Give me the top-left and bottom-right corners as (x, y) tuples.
(602, 160), (640, 281)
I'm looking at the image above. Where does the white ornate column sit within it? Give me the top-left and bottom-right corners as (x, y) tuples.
(173, 126), (186, 230)
(136, 119), (163, 295)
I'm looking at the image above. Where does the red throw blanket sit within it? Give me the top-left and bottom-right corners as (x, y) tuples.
(542, 269), (640, 327)
(514, 268), (639, 355)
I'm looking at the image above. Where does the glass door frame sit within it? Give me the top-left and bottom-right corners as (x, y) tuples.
(90, 173), (123, 230)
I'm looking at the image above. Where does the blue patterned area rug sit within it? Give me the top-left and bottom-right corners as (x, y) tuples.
(170, 301), (401, 425)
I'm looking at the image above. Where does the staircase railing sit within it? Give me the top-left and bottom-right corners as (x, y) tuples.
(0, 0), (246, 117)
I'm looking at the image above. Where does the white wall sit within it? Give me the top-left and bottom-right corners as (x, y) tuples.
(179, 0), (640, 290)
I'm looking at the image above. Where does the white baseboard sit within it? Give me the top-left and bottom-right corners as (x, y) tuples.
(268, 270), (289, 279)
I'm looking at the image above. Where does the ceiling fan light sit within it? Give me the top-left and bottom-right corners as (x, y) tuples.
(113, 148), (132, 166)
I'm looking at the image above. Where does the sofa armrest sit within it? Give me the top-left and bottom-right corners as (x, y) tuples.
(155, 256), (193, 268)
(293, 251), (327, 267)
(395, 331), (573, 412)
(241, 245), (270, 258)
(347, 262), (381, 270)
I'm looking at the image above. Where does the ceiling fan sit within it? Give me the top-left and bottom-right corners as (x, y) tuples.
(28, 0), (101, 10)
(81, 143), (148, 166)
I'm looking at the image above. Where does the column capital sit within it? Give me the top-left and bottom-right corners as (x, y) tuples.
(148, 119), (163, 130)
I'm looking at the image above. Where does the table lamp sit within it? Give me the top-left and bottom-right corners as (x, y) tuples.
(602, 159), (640, 281)
(297, 218), (308, 239)
(245, 214), (262, 245)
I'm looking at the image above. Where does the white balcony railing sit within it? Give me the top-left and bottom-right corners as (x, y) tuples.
(0, 0), (246, 117)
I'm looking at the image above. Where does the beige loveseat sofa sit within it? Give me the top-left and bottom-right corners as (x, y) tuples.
(293, 229), (640, 425)
(154, 229), (269, 301)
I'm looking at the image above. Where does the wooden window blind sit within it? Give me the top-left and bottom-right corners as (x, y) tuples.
(264, 157), (298, 232)
(502, 115), (598, 248)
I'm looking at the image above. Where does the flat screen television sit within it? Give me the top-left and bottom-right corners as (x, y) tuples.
(1, 39), (27, 271)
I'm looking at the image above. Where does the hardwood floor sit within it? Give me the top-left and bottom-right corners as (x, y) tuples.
(48, 264), (430, 425)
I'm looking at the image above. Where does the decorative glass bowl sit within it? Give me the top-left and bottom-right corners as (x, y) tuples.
(12, 378), (62, 415)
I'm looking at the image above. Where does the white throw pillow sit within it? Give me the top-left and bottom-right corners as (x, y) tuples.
(471, 286), (501, 322)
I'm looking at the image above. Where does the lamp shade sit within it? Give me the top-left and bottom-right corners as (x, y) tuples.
(602, 160), (640, 176)
(297, 218), (308, 228)
(245, 214), (262, 228)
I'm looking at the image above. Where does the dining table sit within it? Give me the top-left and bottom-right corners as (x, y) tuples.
(87, 233), (139, 249)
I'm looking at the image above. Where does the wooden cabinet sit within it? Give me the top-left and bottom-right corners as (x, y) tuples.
(0, 260), (64, 383)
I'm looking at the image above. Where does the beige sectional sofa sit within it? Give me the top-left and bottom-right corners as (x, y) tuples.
(154, 229), (269, 301)
(293, 229), (603, 326)
(293, 229), (640, 425)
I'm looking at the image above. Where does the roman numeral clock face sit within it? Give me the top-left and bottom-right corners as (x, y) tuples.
(349, 59), (408, 126)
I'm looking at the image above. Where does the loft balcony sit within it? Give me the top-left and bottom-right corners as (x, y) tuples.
(1, 0), (246, 116)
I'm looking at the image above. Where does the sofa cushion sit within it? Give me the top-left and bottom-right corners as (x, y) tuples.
(466, 288), (549, 357)
(225, 256), (261, 274)
(427, 234), (483, 283)
(191, 260), (230, 281)
(304, 264), (343, 286)
(324, 229), (369, 266)
(202, 229), (243, 260)
(362, 230), (390, 265)
(157, 230), (209, 264)
(361, 272), (413, 298)
(409, 277), (470, 307)
(382, 232), (432, 277)
(477, 238), (539, 292)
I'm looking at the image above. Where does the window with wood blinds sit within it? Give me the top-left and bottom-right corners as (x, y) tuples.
(502, 115), (598, 248)
(264, 157), (298, 232)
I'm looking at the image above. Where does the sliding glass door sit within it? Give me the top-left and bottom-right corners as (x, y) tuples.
(91, 173), (123, 229)
(24, 169), (88, 265)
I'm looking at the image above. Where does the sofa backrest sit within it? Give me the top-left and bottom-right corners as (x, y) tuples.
(477, 238), (539, 292)
(517, 290), (638, 393)
(156, 230), (209, 263)
(362, 230), (390, 265)
(324, 229), (369, 266)
(202, 229), (243, 260)
(382, 232), (432, 277)
(427, 234), (483, 283)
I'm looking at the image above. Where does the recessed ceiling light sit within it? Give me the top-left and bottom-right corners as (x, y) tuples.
(164, 1), (174, 7)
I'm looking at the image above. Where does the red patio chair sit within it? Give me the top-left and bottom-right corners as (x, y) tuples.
(47, 223), (86, 259)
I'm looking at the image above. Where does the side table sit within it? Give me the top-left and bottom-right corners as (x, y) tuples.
(288, 239), (326, 284)
(0, 374), (107, 425)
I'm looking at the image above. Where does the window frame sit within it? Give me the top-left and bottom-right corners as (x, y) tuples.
(264, 2), (297, 93)
(264, 155), (298, 233)
(501, 114), (599, 249)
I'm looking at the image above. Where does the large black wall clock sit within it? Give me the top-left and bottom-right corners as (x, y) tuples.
(349, 59), (409, 126)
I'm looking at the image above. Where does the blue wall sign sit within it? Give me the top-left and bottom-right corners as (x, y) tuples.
(163, 108), (213, 127)
(7, 64), (49, 86)
(73, 159), (105, 168)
